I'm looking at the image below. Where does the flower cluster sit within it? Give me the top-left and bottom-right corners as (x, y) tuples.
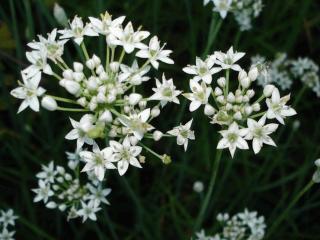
(194, 209), (266, 240)
(0, 209), (18, 240)
(183, 47), (296, 157)
(32, 160), (111, 222)
(203, 0), (264, 31)
(251, 54), (320, 97)
(11, 11), (194, 181)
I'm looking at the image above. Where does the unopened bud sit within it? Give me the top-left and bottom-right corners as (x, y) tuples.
(204, 104), (215, 116)
(249, 66), (259, 81)
(217, 77), (226, 87)
(41, 96), (57, 111)
(153, 130), (163, 141)
(128, 93), (142, 105)
(263, 84), (276, 97)
(151, 107), (160, 117)
(73, 62), (83, 72)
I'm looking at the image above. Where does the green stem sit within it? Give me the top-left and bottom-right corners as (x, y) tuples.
(56, 107), (89, 112)
(80, 42), (90, 61)
(202, 14), (223, 58)
(225, 69), (230, 98)
(250, 111), (266, 119)
(139, 142), (163, 160)
(266, 180), (314, 238)
(293, 85), (307, 107)
(106, 46), (110, 71)
(46, 95), (79, 105)
(53, 73), (61, 81)
(118, 49), (125, 65)
(194, 149), (223, 231)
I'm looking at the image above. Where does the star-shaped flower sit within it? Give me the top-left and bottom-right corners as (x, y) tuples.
(265, 88), (297, 124)
(183, 79), (211, 112)
(10, 71), (46, 113)
(149, 74), (181, 106)
(217, 122), (249, 157)
(80, 144), (116, 181)
(245, 117), (278, 154)
(109, 137), (142, 176)
(167, 119), (195, 151)
(215, 46), (245, 71)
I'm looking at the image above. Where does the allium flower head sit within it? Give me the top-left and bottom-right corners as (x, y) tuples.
(183, 47), (296, 157)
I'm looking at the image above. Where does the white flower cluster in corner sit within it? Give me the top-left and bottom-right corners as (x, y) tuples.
(32, 159), (111, 222)
(203, 0), (264, 31)
(0, 209), (18, 240)
(251, 54), (320, 97)
(183, 47), (296, 157)
(312, 159), (320, 183)
(10, 11), (194, 180)
(194, 209), (266, 240)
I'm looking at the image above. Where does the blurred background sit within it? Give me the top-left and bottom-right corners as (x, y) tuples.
(0, 0), (320, 239)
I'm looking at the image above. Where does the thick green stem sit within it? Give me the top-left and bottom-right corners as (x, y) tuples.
(266, 180), (314, 238)
(46, 95), (79, 105)
(202, 14), (223, 58)
(56, 107), (89, 112)
(194, 149), (223, 231)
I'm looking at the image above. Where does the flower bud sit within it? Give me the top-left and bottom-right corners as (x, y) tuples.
(193, 181), (204, 193)
(162, 154), (172, 165)
(153, 130), (163, 141)
(235, 95), (243, 103)
(86, 59), (95, 70)
(227, 92), (235, 103)
(252, 103), (261, 111)
(96, 65), (104, 75)
(217, 95), (225, 104)
(233, 111), (242, 120)
(88, 98), (97, 111)
(73, 62), (83, 72)
(214, 87), (223, 96)
(244, 106), (253, 115)
(243, 95), (249, 103)
(263, 84), (276, 97)
(217, 77), (226, 87)
(292, 120), (300, 131)
(97, 92), (107, 103)
(53, 3), (68, 27)
(41, 96), (57, 111)
(226, 103), (233, 111)
(107, 94), (116, 103)
(249, 66), (259, 81)
(139, 100), (147, 109)
(128, 93), (142, 105)
(124, 105), (131, 113)
(87, 77), (98, 91)
(204, 104), (215, 116)
(238, 69), (247, 81)
(151, 107), (160, 118)
(110, 62), (120, 72)
(65, 80), (80, 95)
(62, 69), (73, 80)
(246, 89), (255, 98)
(129, 136), (139, 146)
(240, 77), (251, 88)
(77, 97), (87, 107)
(99, 71), (108, 81)
(315, 159), (320, 168)
(73, 72), (84, 82)
(92, 54), (101, 66)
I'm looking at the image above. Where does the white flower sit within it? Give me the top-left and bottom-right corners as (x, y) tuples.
(59, 16), (98, 45)
(119, 60), (150, 85)
(41, 96), (58, 111)
(0, 228), (15, 240)
(23, 49), (53, 77)
(203, 0), (212, 6)
(88, 185), (112, 205)
(149, 74), (181, 106)
(28, 29), (67, 63)
(136, 36), (174, 69)
(113, 22), (150, 53)
(80, 144), (116, 181)
(266, 88), (297, 124)
(89, 11), (125, 36)
(213, 0), (232, 19)
(77, 201), (101, 222)
(183, 55), (221, 84)
(193, 181), (204, 193)
(65, 115), (95, 150)
(36, 161), (56, 183)
(0, 209), (18, 228)
(167, 119), (195, 151)
(215, 46), (245, 71)
(184, 79), (211, 112)
(119, 108), (154, 140)
(245, 117), (278, 154)
(109, 137), (142, 176)
(217, 122), (249, 157)
(312, 159), (320, 183)
(10, 72), (46, 113)
(32, 180), (54, 203)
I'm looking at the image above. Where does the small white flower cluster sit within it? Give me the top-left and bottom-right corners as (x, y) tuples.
(252, 54), (320, 97)
(312, 159), (320, 183)
(0, 209), (18, 240)
(194, 209), (266, 240)
(32, 160), (111, 222)
(183, 47), (296, 157)
(11, 11), (194, 180)
(203, 0), (264, 31)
